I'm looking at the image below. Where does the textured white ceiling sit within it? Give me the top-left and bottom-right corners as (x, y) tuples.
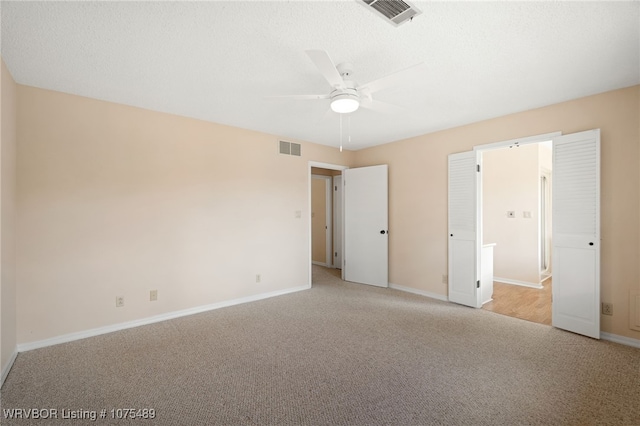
(1, 1), (639, 150)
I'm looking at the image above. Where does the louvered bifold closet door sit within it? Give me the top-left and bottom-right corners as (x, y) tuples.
(448, 151), (480, 308)
(552, 129), (601, 339)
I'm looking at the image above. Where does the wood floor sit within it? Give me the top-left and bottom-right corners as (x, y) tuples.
(482, 278), (552, 325)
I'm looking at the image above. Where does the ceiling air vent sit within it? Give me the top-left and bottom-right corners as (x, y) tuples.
(359, 0), (422, 27)
(279, 141), (301, 157)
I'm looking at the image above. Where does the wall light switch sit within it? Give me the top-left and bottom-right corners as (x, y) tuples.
(523, 211), (532, 218)
(295, 210), (302, 218)
(507, 211), (515, 218)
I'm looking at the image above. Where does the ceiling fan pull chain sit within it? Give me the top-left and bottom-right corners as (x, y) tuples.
(339, 113), (343, 152)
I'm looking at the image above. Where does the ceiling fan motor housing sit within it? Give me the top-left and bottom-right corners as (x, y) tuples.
(336, 62), (354, 78)
(330, 88), (360, 113)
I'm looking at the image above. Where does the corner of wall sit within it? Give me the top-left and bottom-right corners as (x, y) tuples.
(0, 56), (18, 385)
(0, 348), (17, 388)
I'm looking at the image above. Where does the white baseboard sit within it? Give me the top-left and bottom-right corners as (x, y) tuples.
(17, 285), (310, 353)
(601, 332), (640, 349)
(494, 277), (543, 289)
(389, 283), (449, 302)
(17, 281), (639, 356)
(1, 348), (18, 388)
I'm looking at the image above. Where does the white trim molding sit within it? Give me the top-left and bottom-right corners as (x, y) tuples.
(390, 283), (449, 302)
(18, 285), (310, 353)
(494, 277), (543, 289)
(601, 332), (640, 349)
(473, 131), (562, 152)
(1, 348), (18, 388)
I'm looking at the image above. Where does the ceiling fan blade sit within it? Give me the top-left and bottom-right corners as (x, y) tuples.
(316, 108), (336, 124)
(360, 98), (406, 115)
(305, 50), (345, 89)
(265, 94), (330, 100)
(359, 62), (428, 95)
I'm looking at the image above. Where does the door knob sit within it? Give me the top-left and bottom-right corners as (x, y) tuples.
(589, 242), (594, 246)
(380, 230), (386, 234)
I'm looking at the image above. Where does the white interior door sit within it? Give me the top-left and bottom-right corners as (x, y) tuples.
(448, 151), (481, 308)
(344, 165), (388, 287)
(552, 129), (600, 339)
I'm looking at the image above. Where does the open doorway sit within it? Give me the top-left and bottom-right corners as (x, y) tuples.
(308, 162), (347, 287)
(311, 167), (342, 270)
(449, 129), (600, 338)
(480, 141), (553, 325)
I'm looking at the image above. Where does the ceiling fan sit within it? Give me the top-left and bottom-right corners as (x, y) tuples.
(272, 50), (427, 114)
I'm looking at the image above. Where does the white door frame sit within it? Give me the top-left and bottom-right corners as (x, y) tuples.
(448, 132), (560, 308)
(311, 174), (333, 267)
(474, 132), (562, 272)
(308, 162), (348, 286)
(333, 175), (343, 269)
(540, 167), (552, 277)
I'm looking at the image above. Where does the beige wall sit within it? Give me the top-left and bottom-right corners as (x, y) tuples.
(1, 59), (18, 376)
(483, 144), (540, 284)
(16, 85), (354, 344)
(7, 81), (640, 346)
(354, 85), (640, 340)
(311, 176), (327, 264)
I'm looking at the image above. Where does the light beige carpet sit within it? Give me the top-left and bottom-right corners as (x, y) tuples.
(1, 265), (639, 425)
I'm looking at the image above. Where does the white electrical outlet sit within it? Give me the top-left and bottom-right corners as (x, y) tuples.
(256, 274), (261, 283)
(116, 296), (124, 307)
(150, 290), (158, 301)
(442, 274), (448, 284)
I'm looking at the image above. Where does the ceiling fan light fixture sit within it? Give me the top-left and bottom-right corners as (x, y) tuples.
(331, 93), (360, 114)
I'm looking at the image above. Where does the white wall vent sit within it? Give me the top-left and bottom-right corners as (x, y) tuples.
(359, 0), (422, 27)
(279, 141), (301, 157)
